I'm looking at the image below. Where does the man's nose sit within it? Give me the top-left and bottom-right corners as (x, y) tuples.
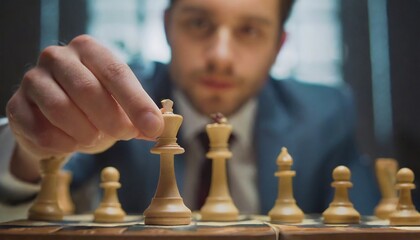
(206, 28), (234, 74)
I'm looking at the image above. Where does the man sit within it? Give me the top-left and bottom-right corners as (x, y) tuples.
(1, 0), (379, 215)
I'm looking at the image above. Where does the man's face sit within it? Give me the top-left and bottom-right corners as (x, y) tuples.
(166, 0), (283, 116)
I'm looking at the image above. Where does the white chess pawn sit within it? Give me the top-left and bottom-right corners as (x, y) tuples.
(389, 168), (420, 226)
(94, 167), (126, 223)
(323, 166), (360, 224)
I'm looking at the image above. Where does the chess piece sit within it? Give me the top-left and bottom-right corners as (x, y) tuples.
(374, 158), (398, 219)
(200, 113), (239, 221)
(28, 156), (66, 221)
(323, 165), (360, 224)
(94, 167), (126, 223)
(389, 168), (420, 225)
(144, 99), (191, 225)
(269, 147), (304, 223)
(56, 170), (75, 215)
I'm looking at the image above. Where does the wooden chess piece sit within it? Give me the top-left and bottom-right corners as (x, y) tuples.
(56, 170), (75, 215)
(28, 156), (66, 221)
(94, 167), (126, 223)
(144, 99), (191, 225)
(389, 168), (420, 225)
(269, 147), (304, 223)
(200, 113), (239, 221)
(374, 158), (398, 219)
(323, 165), (360, 224)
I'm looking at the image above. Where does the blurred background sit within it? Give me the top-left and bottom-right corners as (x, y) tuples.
(1, 0), (419, 174)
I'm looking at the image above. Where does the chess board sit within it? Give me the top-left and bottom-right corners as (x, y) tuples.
(1, 214), (420, 240)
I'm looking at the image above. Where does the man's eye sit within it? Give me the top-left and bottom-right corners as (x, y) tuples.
(182, 17), (213, 37)
(188, 18), (210, 29)
(239, 25), (261, 39)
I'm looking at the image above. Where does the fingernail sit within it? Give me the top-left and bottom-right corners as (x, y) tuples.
(83, 132), (104, 148)
(138, 112), (163, 139)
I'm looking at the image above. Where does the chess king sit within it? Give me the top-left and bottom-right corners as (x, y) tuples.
(143, 100), (191, 225)
(200, 113), (239, 221)
(2, 0), (380, 216)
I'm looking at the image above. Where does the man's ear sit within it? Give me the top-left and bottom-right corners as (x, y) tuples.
(164, 9), (171, 46)
(277, 31), (287, 53)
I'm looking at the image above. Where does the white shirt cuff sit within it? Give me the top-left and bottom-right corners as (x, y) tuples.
(0, 118), (40, 203)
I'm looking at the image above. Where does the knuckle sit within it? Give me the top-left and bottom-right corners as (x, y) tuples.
(69, 35), (95, 49)
(6, 95), (19, 120)
(6, 96), (24, 132)
(21, 69), (40, 89)
(72, 75), (97, 94)
(39, 45), (64, 63)
(103, 62), (128, 81)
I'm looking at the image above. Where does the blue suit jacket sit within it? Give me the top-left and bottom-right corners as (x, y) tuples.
(65, 62), (380, 215)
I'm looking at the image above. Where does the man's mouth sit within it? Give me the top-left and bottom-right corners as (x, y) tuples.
(200, 77), (235, 90)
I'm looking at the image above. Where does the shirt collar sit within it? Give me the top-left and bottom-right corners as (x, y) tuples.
(173, 88), (257, 148)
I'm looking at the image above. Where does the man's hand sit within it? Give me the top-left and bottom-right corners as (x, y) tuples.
(6, 35), (164, 182)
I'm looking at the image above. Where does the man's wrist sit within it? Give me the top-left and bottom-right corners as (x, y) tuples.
(9, 144), (42, 183)
(0, 120), (41, 203)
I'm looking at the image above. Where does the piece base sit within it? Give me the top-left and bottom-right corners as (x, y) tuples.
(390, 210), (420, 226)
(94, 207), (126, 223)
(323, 206), (360, 224)
(144, 217), (191, 225)
(200, 197), (239, 221)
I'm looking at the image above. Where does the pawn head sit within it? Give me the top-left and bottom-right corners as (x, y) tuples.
(397, 168), (415, 183)
(101, 167), (120, 182)
(333, 165), (351, 181)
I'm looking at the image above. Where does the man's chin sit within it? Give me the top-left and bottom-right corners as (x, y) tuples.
(185, 92), (238, 116)
(195, 102), (237, 117)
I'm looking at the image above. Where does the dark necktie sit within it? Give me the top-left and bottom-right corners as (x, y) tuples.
(196, 131), (234, 209)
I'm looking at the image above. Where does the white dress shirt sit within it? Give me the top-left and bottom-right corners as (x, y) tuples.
(174, 89), (260, 214)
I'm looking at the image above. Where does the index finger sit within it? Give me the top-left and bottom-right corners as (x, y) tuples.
(69, 35), (163, 139)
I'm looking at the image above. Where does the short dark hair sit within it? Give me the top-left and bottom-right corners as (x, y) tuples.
(280, 0), (295, 25)
(168, 0), (296, 28)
